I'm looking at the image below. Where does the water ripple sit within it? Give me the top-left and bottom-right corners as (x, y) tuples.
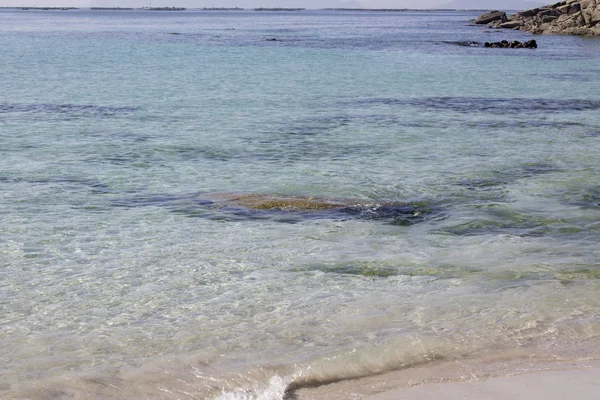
(354, 97), (600, 114)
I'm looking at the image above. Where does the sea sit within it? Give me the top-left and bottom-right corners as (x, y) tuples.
(1, 7), (600, 400)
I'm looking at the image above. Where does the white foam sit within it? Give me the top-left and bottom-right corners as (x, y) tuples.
(216, 375), (290, 400)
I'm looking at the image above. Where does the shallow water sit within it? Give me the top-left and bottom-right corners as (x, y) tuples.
(1, 8), (600, 399)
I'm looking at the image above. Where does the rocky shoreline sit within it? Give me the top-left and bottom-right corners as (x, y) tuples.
(474, 0), (600, 36)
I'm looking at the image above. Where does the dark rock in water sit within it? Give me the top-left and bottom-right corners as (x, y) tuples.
(484, 39), (537, 49)
(474, 10), (508, 25)
(265, 38), (278, 41)
(452, 38), (538, 49)
(451, 39), (537, 48)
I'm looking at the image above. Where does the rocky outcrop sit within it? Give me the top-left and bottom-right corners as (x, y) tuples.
(473, 10), (508, 25)
(479, 0), (600, 36)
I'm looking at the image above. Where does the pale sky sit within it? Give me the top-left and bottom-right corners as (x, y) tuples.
(0, 0), (543, 9)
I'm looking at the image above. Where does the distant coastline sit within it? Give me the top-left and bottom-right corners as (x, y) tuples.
(0, 7), (498, 12)
(252, 8), (305, 11)
(5, 7), (78, 10)
(199, 8), (244, 11)
(89, 7), (133, 10)
(142, 7), (186, 11)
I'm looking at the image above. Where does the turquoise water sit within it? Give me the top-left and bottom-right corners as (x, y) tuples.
(1, 9), (600, 399)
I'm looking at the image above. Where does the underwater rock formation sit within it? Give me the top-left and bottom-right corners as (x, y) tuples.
(204, 193), (431, 225)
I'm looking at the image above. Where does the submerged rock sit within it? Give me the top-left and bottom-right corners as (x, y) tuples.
(207, 193), (347, 210)
(478, 1), (600, 36)
(204, 193), (431, 225)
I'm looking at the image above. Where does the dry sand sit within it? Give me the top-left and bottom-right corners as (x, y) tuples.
(367, 364), (600, 400)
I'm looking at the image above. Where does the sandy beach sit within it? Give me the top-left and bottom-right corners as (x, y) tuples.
(369, 364), (600, 400)
(293, 356), (600, 399)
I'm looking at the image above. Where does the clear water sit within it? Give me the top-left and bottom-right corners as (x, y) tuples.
(1, 8), (600, 399)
